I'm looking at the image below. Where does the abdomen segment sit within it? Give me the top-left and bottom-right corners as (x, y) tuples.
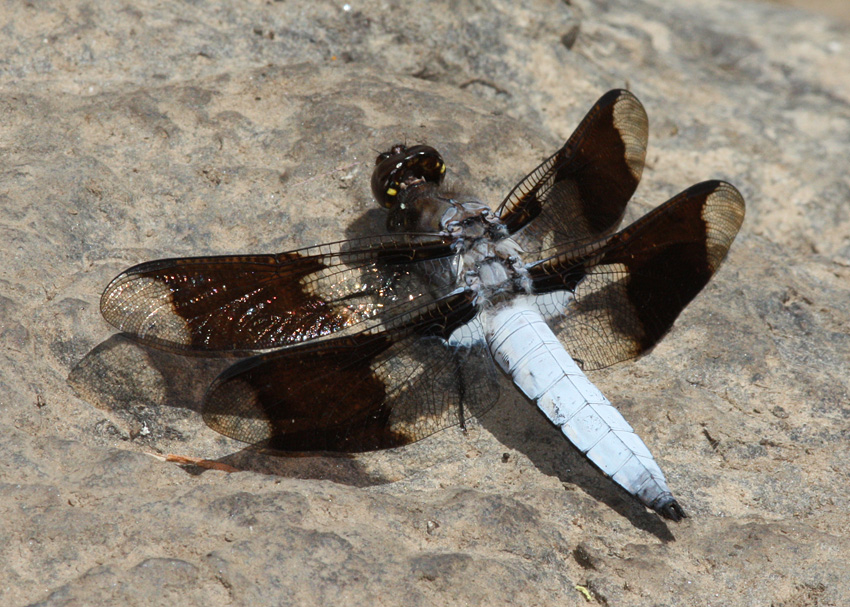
(484, 303), (685, 520)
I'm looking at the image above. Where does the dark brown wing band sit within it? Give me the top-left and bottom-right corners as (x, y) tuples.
(201, 289), (497, 453)
(529, 180), (746, 369)
(100, 234), (457, 353)
(497, 89), (648, 254)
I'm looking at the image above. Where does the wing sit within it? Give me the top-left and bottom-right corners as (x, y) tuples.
(527, 181), (745, 370)
(101, 233), (460, 353)
(496, 89), (648, 257)
(202, 290), (501, 452)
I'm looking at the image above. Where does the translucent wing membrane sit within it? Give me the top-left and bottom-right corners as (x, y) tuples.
(101, 233), (459, 353)
(497, 89), (648, 257)
(203, 298), (500, 452)
(529, 181), (746, 370)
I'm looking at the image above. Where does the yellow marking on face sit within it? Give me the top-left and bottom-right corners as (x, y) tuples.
(386, 187), (398, 196)
(439, 163), (446, 174)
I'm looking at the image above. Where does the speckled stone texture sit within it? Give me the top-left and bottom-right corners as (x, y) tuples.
(2, 0), (849, 605)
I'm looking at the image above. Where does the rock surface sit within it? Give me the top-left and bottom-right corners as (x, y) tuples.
(2, 0), (849, 605)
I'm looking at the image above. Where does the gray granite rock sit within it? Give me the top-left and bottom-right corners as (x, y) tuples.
(2, 0), (849, 605)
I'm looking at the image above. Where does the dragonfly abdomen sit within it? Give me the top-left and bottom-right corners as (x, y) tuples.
(483, 303), (684, 519)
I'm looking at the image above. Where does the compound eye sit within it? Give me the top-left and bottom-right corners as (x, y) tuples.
(371, 144), (445, 209)
(374, 143), (407, 166)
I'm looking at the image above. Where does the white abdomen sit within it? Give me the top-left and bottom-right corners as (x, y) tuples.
(483, 302), (676, 512)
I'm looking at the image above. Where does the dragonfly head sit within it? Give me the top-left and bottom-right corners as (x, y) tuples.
(371, 144), (446, 209)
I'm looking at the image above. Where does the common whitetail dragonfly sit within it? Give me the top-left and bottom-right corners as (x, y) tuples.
(101, 90), (745, 520)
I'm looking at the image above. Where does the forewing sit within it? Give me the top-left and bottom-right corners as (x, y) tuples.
(497, 89), (648, 256)
(101, 233), (459, 353)
(528, 181), (745, 370)
(202, 292), (500, 452)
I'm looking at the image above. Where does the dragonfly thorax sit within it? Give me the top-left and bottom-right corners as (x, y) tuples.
(445, 202), (531, 302)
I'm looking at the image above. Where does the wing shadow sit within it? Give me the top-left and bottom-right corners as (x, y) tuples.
(68, 335), (388, 487)
(71, 334), (678, 537)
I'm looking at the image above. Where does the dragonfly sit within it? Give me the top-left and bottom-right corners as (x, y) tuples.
(101, 90), (745, 520)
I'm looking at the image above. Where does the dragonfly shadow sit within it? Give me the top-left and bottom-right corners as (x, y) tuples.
(71, 336), (677, 536)
(344, 207), (387, 242)
(68, 335), (390, 488)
